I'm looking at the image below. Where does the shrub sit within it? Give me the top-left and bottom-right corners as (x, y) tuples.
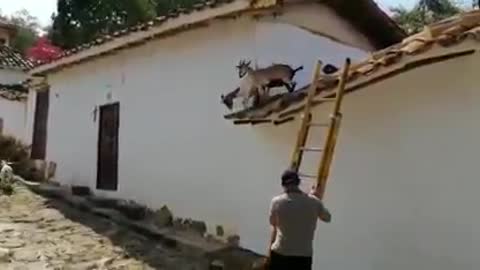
(0, 134), (43, 182)
(0, 181), (14, 195)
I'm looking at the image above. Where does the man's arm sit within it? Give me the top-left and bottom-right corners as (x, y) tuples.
(310, 186), (332, 223)
(263, 200), (278, 268)
(268, 199), (278, 242)
(318, 206), (331, 223)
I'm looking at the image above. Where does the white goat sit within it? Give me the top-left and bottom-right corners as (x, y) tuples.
(221, 73), (273, 110)
(0, 160), (14, 184)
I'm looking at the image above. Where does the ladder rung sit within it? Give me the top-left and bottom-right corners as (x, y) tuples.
(308, 122), (329, 127)
(314, 97), (337, 102)
(298, 172), (318, 179)
(300, 147), (323, 152)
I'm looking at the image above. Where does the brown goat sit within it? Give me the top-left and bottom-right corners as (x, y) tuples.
(236, 60), (303, 93)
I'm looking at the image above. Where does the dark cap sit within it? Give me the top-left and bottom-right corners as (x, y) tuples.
(281, 169), (301, 186)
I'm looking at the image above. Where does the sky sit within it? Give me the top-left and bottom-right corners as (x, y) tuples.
(0, 0), (462, 27)
(0, 0), (57, 26)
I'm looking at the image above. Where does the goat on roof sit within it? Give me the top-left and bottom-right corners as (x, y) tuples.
(221, 60), (303, 110)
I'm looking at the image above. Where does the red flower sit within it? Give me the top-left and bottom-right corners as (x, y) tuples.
(26, 37), (62, 64)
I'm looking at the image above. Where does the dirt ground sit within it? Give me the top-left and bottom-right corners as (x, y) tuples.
(0, 184), (207, 270)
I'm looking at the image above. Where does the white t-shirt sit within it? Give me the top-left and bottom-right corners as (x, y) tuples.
(269, 191), (326, 257)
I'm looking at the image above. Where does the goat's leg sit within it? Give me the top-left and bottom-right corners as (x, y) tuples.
(290, 81), (297, 92)
(253, 93), (260, 107)
(242, 98), (249, 109)
(282, 79), (295, 92)
(282, 81), (293, 92)
(262, 85), (270, 97)
(253, 87), (263, 107)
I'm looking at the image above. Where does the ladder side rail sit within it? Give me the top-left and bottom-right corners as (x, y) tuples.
(289, 61), (323, 171)
(315, 58), (351, 199)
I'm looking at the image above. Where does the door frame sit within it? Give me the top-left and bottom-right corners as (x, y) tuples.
(96, 102), (120, 191)
(31, 88), (50, 160)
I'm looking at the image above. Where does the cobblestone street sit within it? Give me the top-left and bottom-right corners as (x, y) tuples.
(0, 185), (206, 270)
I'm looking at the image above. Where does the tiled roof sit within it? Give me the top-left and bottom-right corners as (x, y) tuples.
(0, 20), (15, 31)
(30, 0), (403, 75)
(225, 10), (480, 125)
(0, 45), (34, 71)
(30, 0), (250, 74)
(0, 83), (28, 102)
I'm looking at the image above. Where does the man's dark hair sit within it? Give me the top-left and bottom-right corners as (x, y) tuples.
(281, 169), (301, 186)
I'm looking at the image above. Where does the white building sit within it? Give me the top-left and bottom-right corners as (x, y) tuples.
(25, 0), (426, 268)
(0, 21), (32, 141)
(227, 11), (480, 269)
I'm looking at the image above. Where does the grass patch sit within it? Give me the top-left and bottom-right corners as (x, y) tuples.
(0, 181), (14, 196)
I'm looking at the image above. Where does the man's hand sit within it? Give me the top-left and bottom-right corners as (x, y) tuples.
(309, 185), (322, 198)
(319, 209), (332, 223)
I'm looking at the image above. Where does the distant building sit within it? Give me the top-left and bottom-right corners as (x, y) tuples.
(0, 20), (33, 140)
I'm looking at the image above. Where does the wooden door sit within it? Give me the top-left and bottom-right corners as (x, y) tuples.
(96, 102), (120, 191)
(31, 89), (50, 160)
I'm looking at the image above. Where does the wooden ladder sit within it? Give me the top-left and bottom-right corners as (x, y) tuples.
(289, 58), (351, 199)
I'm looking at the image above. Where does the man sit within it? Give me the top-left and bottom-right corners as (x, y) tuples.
(267, 169), (331, 270)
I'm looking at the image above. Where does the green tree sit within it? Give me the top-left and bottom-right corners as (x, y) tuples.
(0, 9), (40, 54)
(50, 0), (157, 49)
(153, 0), (199, 15)
(391, 0), (462, 34)
(50, 0), (202, 49)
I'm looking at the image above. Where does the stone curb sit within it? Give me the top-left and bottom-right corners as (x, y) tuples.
(18, 180), (265, 269)
(22, 183), (218, 252)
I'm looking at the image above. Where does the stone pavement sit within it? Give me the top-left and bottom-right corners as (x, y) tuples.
(0, 185), (208, 270)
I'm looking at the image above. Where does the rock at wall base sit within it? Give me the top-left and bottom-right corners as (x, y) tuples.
(207, 247), (265, 270)
(71, 185), (91, 196)
(115, 200), (148, 221)
(190, 220), (207, 236)
(87, 196), (120, 208)
(153, 205), (173, 228)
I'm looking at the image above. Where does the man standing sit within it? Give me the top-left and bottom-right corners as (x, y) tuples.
(267, 169), (331, 270)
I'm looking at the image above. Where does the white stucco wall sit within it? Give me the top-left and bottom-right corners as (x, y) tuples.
(272, 2), (374, 51)
(0, 97), (27, 140)
(304, 52), (480, 270)
(44, 10), (365, 250)
(42, 11), (480, 270)
(0, 69), (27, 85)
(23, 89), (37, 146)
